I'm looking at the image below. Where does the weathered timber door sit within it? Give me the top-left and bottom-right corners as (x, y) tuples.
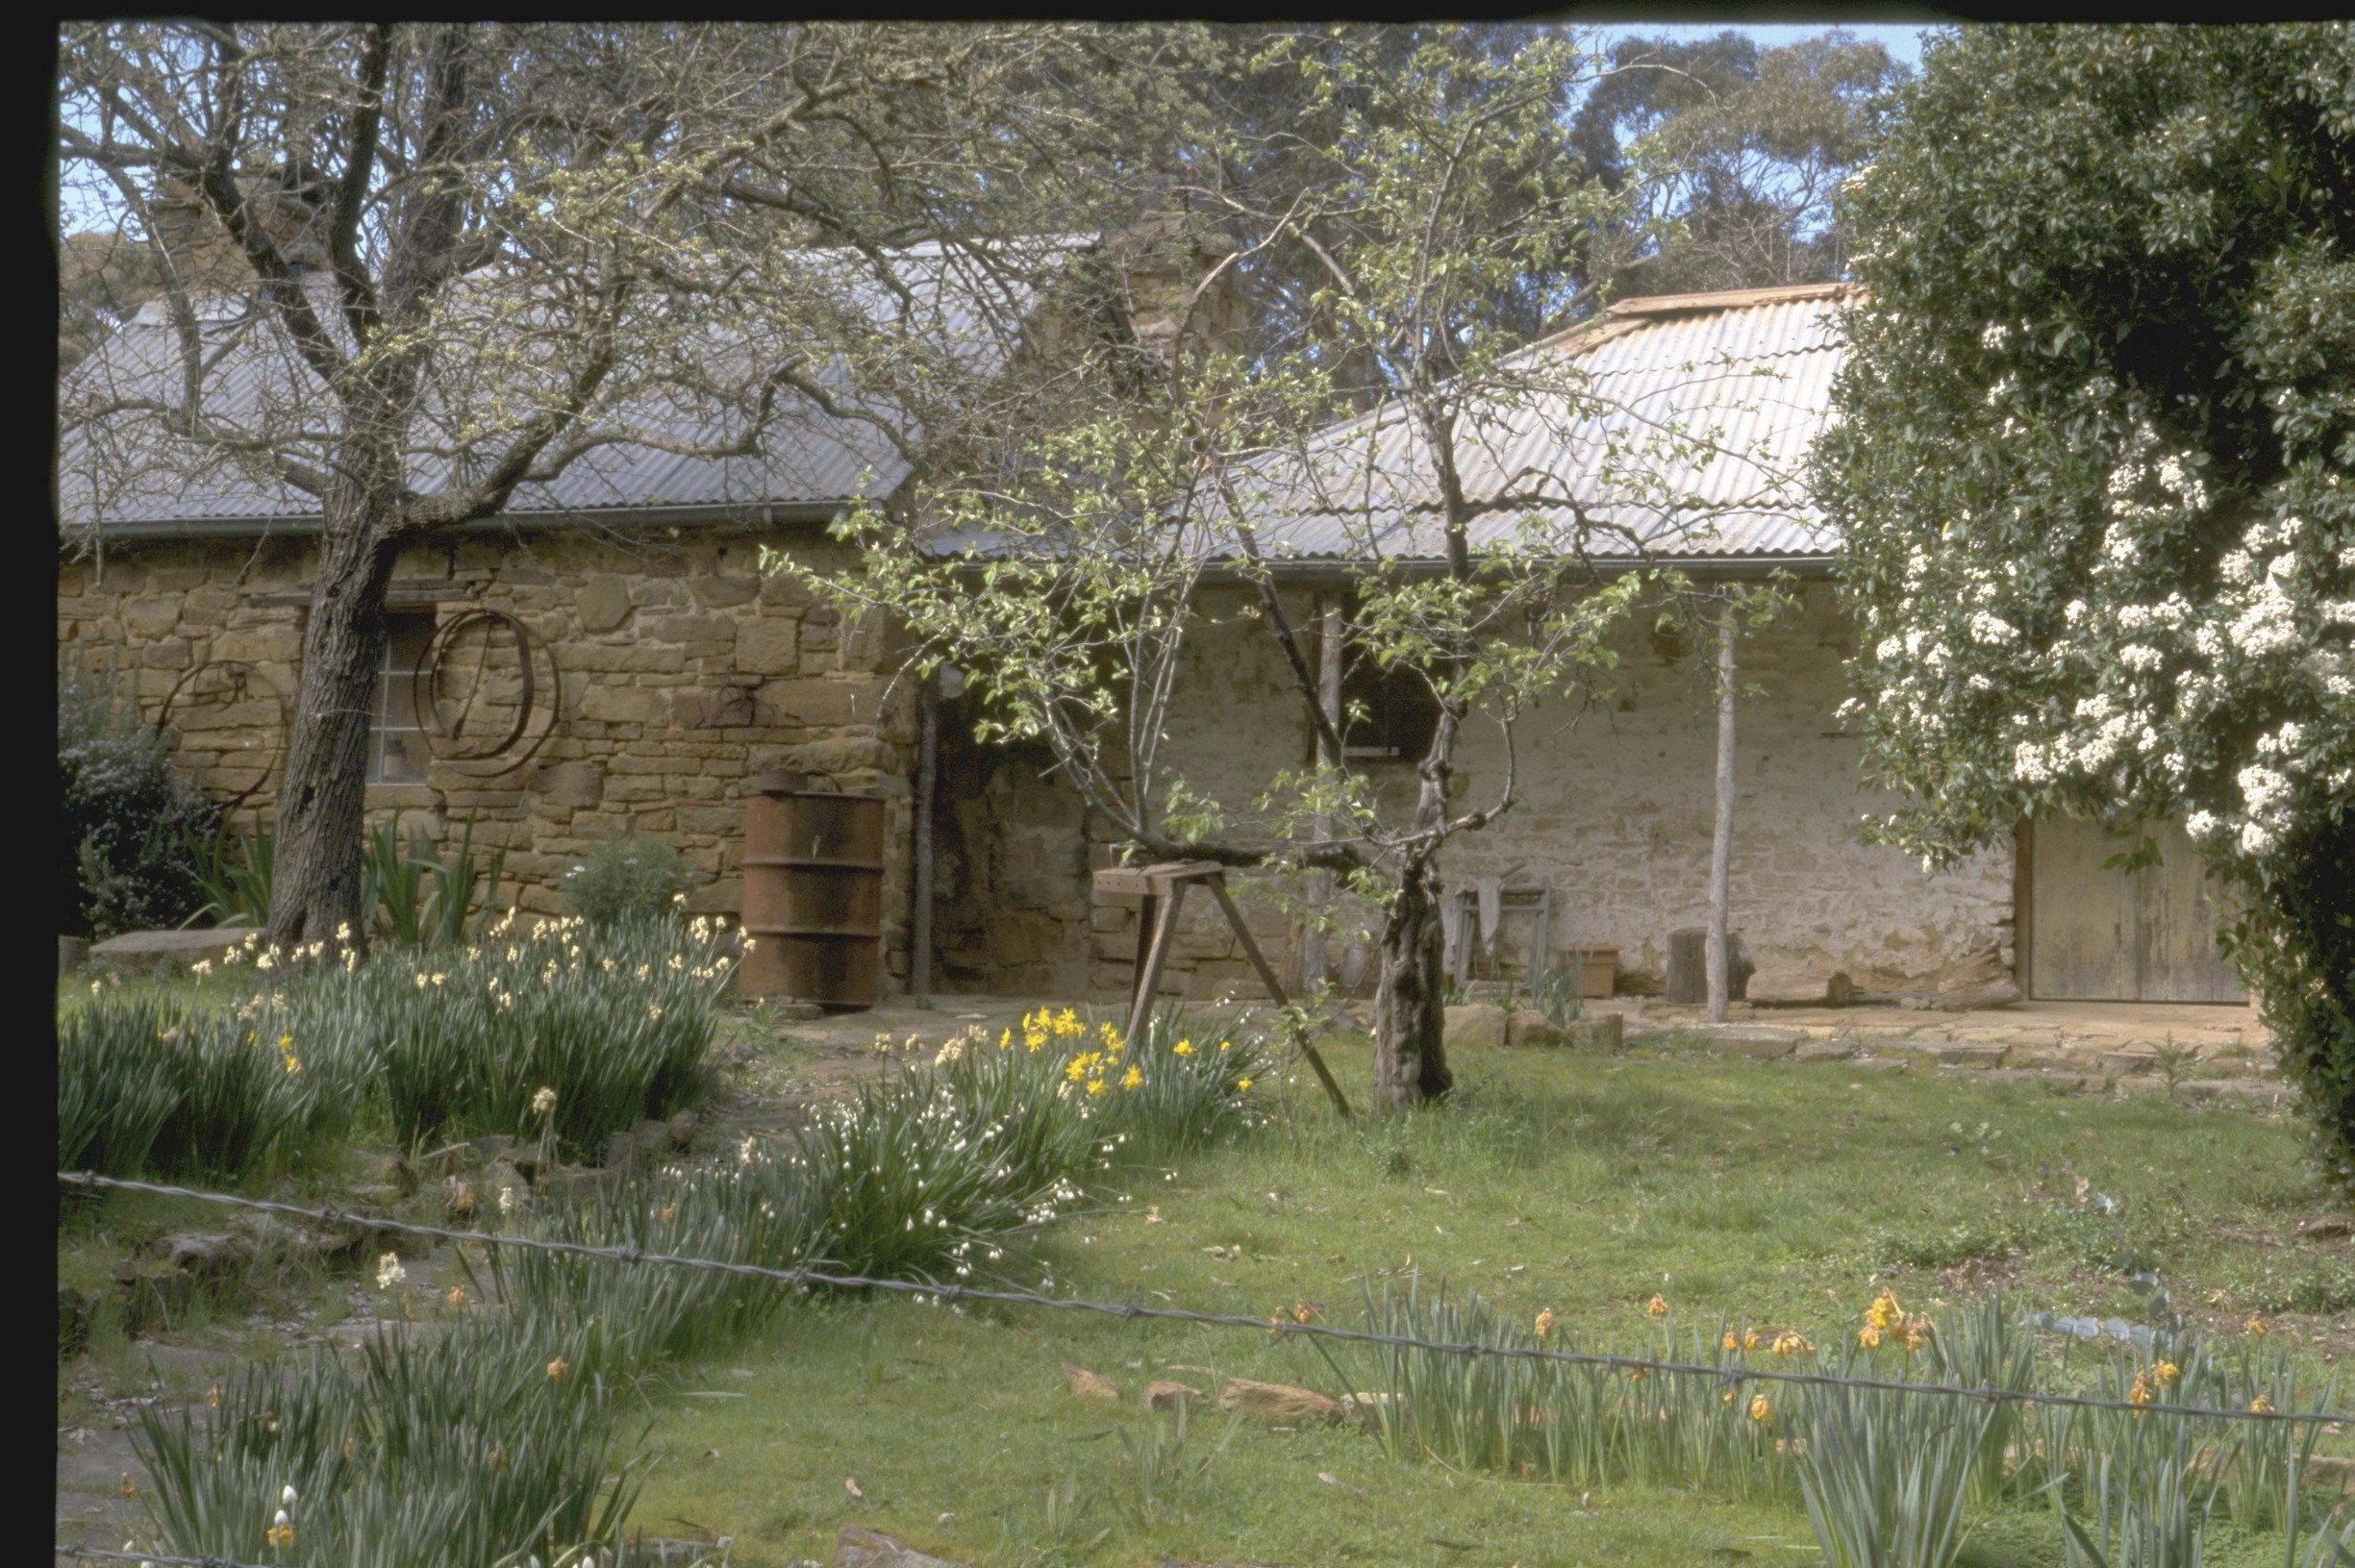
(2025, 816), (2245, 1002)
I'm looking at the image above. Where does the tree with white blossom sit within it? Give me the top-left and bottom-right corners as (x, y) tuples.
(1817, 24), (2355, 1182)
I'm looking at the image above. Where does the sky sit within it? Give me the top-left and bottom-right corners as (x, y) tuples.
(1593, 21), (1945, 70)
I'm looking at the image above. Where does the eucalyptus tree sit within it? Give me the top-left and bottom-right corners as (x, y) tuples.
(790, 27), (1794, 1107)
(56, 21), (1167, 946)
(1818, 25), (2355, 1180)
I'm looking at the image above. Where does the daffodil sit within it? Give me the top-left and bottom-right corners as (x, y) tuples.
(1748, 1394), (1771, 1422)
(1536, 1308), (1558, 1340)
(1645, 1294), (1668, 1318)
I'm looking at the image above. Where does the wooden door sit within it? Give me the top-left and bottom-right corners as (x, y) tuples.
(2026, 816), (2244, 1003)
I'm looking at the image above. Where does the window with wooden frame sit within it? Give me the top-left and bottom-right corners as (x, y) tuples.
(368, 610), (437, 784)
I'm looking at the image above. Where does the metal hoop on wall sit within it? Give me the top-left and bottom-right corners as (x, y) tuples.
(154, 659), (288, 810)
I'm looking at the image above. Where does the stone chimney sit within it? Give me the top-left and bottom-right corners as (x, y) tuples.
(1111, 198), (1244, 369)
(147, 167), (331, 292)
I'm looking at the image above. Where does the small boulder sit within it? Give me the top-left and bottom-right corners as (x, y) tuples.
(1744, 967), (1854, 1008)
(88, 926), (256, 972)
(836, 1527), (963, 1568)
(1443, 1003), (1509, 1050)
(1063, 1362), (1119, 1402)
(1508, 1008), (1564, 1047)
(1219, 1377), (1345, 1426)
(1145, 1380), (1204, 1410)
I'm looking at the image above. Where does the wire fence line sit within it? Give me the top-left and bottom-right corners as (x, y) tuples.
(58, 1170), (2350, 1429)
(55, 1545), (263, 1568)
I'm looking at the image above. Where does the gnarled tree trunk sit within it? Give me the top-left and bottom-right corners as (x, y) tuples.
(266, 510), (398, 948)
(1371, 854), (1454, 1107)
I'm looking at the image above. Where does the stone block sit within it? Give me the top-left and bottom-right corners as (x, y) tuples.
(734, 617), (800, 676)
(534, 760), (604, 809)
(1444, 1003), (1508, 1049)
(577, 577), (633, 633)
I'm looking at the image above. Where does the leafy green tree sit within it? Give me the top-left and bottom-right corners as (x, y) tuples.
(1818, 26), (2355, 1182)
(1571, 29), (1908, 296)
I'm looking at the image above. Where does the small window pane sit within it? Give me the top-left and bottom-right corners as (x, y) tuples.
(369, 612), (437, 784)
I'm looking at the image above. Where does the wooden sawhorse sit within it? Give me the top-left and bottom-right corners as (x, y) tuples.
(1091, 859), (1351, 1119)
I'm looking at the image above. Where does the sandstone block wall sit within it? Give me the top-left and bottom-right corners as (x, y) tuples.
(929, 579), (2013, 1001)
(57, 526), (920, 983)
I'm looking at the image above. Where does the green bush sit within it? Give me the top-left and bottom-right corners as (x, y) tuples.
(58, 994), (315, 1182)
(560, 834), (695, 930)
(271, 912), (733, 1157)
(137, 1313), (645, 1568)
(59, 659), (219, 937)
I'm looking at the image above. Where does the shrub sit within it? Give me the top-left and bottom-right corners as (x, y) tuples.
(268, 911), (734, 1157)
(560, 834), (695, 931)
(136, 1314), (645, 1568)
(58, 993), (315, 1182)
(362, 812), (508, 947)
(59, 659), (219, 937)
(57, 1000), (181, 1179)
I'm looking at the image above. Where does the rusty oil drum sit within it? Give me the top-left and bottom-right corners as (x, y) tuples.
(739, 777), (885, 1009)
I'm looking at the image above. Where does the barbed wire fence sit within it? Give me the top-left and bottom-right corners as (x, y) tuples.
(55, 1171), (2351, 1428)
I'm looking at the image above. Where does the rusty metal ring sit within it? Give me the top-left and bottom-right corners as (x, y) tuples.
(155, 658), (288, 810)
(411, 608), (562, 778)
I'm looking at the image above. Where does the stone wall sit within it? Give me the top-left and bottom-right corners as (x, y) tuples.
(56, 525), (921, 983)
(930, 579), (2014, 1001)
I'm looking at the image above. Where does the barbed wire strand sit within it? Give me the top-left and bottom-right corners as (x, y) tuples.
(56, 1546), (263, 1568)
(58, 1171), (2346, 1427)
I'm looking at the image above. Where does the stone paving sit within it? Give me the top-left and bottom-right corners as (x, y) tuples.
(757, 991), (2282, 1106)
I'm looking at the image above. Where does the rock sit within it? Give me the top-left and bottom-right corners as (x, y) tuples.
(468, 1134), (517, 1162)
(2299, 1217), (2353, 1241)
(1701, 1025), (1803, 1058)
(1219, 1377), (1345, 1426)
(835, 1529), (963, 1568)
(1792, 1039), (1860, 1062)
(149, 1232), (255, 1277)
(1565, 1014), (1622, 1051)
(576, 577), (635, 634)
(668, 1109), (703, 1148)
(1744, 967), (1854, 1008)
(415, 1139), (488, 1176)
(60, 934), (90, 977)
(1443, 1003), (1509, 1050)
(1906, 946), (2024, 1011)
(1063, 1362), (1119, 1402)
(631, 1118), (679, 1158)
(1340, 1391), (1393, 1431)
(1509, 1008), (1564, 1047)
(88, 926), (255, 971)
(1145, 1380), (1205, 1409)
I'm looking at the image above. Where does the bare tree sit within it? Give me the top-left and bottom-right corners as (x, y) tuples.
(56, 21), (1171, 945)
(796, 28), (1801, 1107)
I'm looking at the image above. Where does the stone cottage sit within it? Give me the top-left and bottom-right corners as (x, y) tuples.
(56, 229), (1237, 987)
(924, 285), (2246, 1007)
(56, 269), (2242, 1006)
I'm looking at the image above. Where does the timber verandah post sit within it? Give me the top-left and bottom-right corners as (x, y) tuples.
(1706, 594), (1738, 1025)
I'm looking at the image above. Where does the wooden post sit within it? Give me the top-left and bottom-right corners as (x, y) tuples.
(1300, 594), (1343, 995)
(909, 667), (939, 1005)
(1124, 881), (1188, 1047)
(1707, 599), (1738, 1024)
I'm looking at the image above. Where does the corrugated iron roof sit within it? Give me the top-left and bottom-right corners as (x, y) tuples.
(56, 237), (1087, 534)
(934, 283), (1849, 569)
(1237, 283), (1848, 564)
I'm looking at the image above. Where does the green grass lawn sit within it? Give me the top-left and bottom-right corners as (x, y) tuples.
(628, 1033), (2354, 1568)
